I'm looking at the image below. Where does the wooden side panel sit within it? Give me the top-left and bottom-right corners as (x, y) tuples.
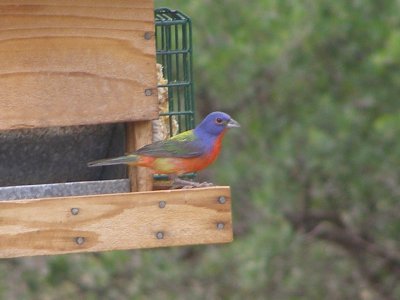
(0, 0), (158, 130)
(126, 121), (154, 192)
(0, 187), (233, 258)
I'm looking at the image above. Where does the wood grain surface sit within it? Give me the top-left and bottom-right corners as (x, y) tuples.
(0, 186), (233, 258)
(0, 0), (158, 130)
(126, 121), (153, 192)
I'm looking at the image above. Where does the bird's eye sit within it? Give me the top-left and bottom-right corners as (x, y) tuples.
(215, 117), (223, 124)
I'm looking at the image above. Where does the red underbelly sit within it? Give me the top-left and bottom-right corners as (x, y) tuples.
(136, 154), (218, 175)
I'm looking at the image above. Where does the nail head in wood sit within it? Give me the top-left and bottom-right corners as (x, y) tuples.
(216, 223), (225, 230)
(156, 231), (164, 239)
(144, 31), (152, 40)
(217, 196), (226, 204)
(144, 89), (153, 96)
(70, 207), (79, 215)
(75, 237), (85, 245)
(159, 201), (166, 208)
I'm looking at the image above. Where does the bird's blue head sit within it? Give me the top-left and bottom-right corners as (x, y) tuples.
(195, 111), (240, 138)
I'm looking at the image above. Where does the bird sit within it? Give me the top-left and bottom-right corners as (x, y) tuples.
(88, 111), (240, 187)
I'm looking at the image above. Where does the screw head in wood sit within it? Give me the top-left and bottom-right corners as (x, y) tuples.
(156, 231), (164, 239)
(159, 201), (166, 208)
(217, 196), (226, 204)
(144, 89), (153, 96)
(216, 223), (225, 230)
(75, 237), (85, 245)
(71, 208), (79, 215)
(144, 32), (153, 40)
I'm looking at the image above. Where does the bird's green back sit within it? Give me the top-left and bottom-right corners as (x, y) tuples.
(134, 129), (203, 158)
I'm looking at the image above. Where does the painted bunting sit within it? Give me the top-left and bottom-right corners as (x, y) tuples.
(88, 111), (240, 187)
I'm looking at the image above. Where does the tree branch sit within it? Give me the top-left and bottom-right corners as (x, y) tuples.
(285, 209), (400, 300)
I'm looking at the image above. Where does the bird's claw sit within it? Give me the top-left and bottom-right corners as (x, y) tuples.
(170, 178), (214, 189)
(181, 182), (214, 189)
(197, 181), (214, 187)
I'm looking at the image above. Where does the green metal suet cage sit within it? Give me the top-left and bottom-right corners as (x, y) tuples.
(154, 8), (195, 181)
(155, 8), (195, 134)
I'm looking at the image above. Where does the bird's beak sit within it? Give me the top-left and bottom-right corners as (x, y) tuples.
(227, 118), (240, 128)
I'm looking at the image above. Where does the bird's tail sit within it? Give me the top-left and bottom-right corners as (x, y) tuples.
(87, 154), (139, 167)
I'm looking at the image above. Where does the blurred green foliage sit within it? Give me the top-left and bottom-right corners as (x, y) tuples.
(1, 0), (400, 299)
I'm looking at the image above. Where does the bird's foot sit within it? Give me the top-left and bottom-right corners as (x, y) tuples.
(171, 178), (214, 189)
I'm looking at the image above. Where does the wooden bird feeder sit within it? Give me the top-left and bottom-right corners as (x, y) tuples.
(0, 1), (232, 258)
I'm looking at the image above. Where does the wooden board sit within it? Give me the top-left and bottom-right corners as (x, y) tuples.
(0, 186), (233, 258)
(0, 0), (158, 130)
(126, 121), (154, 192)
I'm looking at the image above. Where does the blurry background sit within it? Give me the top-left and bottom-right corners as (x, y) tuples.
(2, 0), (400, 299)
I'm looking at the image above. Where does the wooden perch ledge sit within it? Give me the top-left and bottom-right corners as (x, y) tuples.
(0, 186), (233, 258)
